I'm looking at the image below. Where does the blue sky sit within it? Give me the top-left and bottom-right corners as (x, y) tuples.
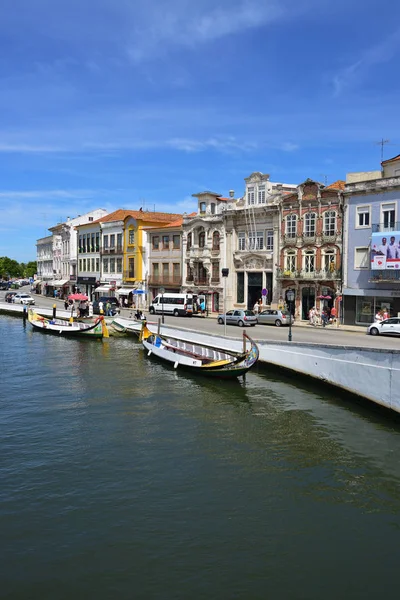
(1, 0), (400, 262)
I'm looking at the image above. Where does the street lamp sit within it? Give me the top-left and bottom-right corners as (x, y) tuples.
(287, 289), (295, 342)
(160, 287), (165, 324)
(221, 268), (229, 337)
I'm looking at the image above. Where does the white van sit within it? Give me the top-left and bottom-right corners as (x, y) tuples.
(149, 293), (197, 317)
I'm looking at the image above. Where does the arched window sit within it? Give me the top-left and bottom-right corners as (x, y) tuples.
(210, 203), (216, 215)
(304, 213), (316, 237)
(323, 249), (336, 272)
(286, 214), (297, 238)
(284, 251), (296, 273)
(212, 231), (220, 250)
(199, 231), (206, 248)
(324, 211), (336, 236)
(303, 250), (315, 273)
(187, 233), (192, 249)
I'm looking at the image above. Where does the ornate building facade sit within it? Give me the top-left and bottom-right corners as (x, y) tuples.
(277, 179), (344, 320)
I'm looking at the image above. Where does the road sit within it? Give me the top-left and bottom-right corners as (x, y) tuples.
(3, 286), (400, 351)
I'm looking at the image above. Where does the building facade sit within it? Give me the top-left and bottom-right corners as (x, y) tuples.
(343, 155), (400, 325)
(145, 217), (183, 299)
(35, 236), (54, 294)
(277, 179), (344, 320)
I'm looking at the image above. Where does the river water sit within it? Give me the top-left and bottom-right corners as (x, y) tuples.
(2, 315), (400, 599)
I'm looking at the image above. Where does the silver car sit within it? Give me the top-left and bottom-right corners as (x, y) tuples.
(217, 309), (257, 327)
(368, 318), (400, 336)
(257, 309), (293, 327)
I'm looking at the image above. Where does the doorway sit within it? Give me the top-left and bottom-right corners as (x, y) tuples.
(301, 287), (315, 320)
(247, 272), (262, 309)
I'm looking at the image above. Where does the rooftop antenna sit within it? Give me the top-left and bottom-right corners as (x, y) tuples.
(375, 138), (390, 163)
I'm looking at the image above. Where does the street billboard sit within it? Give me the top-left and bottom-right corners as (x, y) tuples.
(371, 231), (400, 270)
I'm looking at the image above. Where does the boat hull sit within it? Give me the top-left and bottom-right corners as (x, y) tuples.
(28, 310), (106, 338)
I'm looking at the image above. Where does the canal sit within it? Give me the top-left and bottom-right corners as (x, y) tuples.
(2, 315), (400, 599)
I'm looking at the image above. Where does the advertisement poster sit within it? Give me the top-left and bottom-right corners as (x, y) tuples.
(371, 232), (400, 270)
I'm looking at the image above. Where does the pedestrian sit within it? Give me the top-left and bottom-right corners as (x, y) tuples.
(383, 309), (389, 320)
(330, 305), (337, 323)
(99, 300), (104, 315)
(64, 299), (69, 311)
(321, 309), (328, 327)
(253, 300), (259, 314)
(88, 301), (93, 317)
(309, 306), (315, 326)
(106, 301), (112, 316)
(124, 297), (128, 308)
(200, 299), (206, 317)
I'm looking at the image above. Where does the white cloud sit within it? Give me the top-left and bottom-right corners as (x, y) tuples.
(281, 142), (299, 152)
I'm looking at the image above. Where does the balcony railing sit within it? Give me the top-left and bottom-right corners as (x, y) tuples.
(101, 246), (123, 254)
(276, 268), (342, 280)
(283, 234), (297, 245)
(148, 275), (182, 286)
(369, 271), (400, 282)
(123, 270), (136, 280)
(372, 222), (400, 233)
(210, 277), (220, 284)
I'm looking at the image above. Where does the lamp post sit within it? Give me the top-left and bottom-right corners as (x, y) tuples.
(221, 268), (229, 337)
(287, 289), (295, 342)
(160, 287), (165, 324)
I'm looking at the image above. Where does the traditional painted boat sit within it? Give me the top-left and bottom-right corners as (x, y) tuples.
(28, 309), (109, 338)
(139, 321), (259, 378)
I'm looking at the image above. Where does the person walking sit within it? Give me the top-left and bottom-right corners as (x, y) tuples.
(106, 301), (112, 316)
(99, 300), (104, 315)
(200, 299), (206, 317)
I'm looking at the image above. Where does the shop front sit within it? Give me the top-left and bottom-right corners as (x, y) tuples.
(343, 289), (400, 325)
(77, 276), (98, 299)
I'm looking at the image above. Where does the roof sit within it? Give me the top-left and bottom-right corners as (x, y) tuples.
(142, 216), (184, 231)
(89, 209), (182, 225)
(192, 191), (221, 198)
(325, 180), (345, 191)
(382, 153), (400, 165)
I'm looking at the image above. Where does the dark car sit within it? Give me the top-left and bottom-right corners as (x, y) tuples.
(93, 296), (120, 315)
(0, 281), (10, 290)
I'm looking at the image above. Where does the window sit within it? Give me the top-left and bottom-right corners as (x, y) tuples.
(354, 247), (369, 269)
(304, 251), (315, 273)
(103, 235), (108, 249)
(95, 232), (100, 251)
(96, 258), (100, 271)
(82, 258), (86, 272)
(258, 185), (266, 204)
(187, 233), (192, 249)
(89, 216), (93, 222)
(304, 213), (316, 237)
(382, 203), (396, 230)
(110, 258), (115, 272)
(110, 234), (115, 248)
(187, 264), (193, 280)
(82, 235), (86, 253)
(79, 259), (82, 271)
(199, 231), (205, 248)
(128, 258), (135, 278)
(128, 229), (135, 245)
(249, 231), (264, 250)
(173, 263), (180, 281)
(247, 187), (255, 205)
(162, 263), (169, 278)
(212, 231), (220, 250)
(212, 262), (219, 280)
(103, 258), (109, 273)
(117, 233), (122, 250)
(323, 250), (335, 272)
(152, 236), (159, 250)
(116, 258), (122, 272)
(91, 258), (95, 272)
(210, 203), (216, 214)
(79, 235), (83, 253)
(173, 235), (180, 249)
(91, 233), (95, 252)
(324, 211), (336, 235)
(285, 252), (296, 273)
(237, 272), (244, 303)
(162, 235), (169, 250)
(238, 232), (246, 251)
(266, 230), (273, 251)
(356, 206), (370, 228)
(200, 202), (206, 214)
(153, 263), (159, 278)
(286, 214), (297, 238)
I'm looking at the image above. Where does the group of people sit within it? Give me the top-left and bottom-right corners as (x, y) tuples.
(253, 299), (263, 314)
(375, 309), (389, 322)
(373, 236), (400, 259)
(308, 305), (337, 327)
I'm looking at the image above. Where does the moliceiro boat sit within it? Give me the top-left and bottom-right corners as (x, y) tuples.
(139, 321), (259, 378)
(28, 309), (109, 338)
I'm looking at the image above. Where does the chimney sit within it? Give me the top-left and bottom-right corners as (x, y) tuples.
(229, 190), (235, 198)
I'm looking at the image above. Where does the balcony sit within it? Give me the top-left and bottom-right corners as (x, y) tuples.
(276, 268), (342, 280)
(210, 277), (220, 284)
(101, 245), (123, 254)
(369, 271), (400, 283)
(193, 278), (210, 286)
(148, 275), (182, 286)
(321, 231), (340, 243)
(283, 234), (297, 245)
(372, 222), (400, 233)
(123, 270), (135, 280)
(300, 233), (316, 243)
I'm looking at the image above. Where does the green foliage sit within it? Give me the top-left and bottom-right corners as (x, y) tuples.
(0, 256), (37, 279)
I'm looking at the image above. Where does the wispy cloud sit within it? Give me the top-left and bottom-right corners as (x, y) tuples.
(332, 28), (400, 96)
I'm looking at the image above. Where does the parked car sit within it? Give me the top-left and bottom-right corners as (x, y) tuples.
(12, 293), (35, 305)
(368, 318), (400, 336)
(0, 281), (10, 290)
(217, 309), (257, 327)
(93, 296), (120, 315)
(257, 309), (294, 327)
(5, 291), (18, 303)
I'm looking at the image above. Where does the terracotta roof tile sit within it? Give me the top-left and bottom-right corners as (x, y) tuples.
(325, 180), (345, 191)
(89, 209), (182, 225)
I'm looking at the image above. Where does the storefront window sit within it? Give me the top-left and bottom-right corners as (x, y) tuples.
(356, 297), (393, 324)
